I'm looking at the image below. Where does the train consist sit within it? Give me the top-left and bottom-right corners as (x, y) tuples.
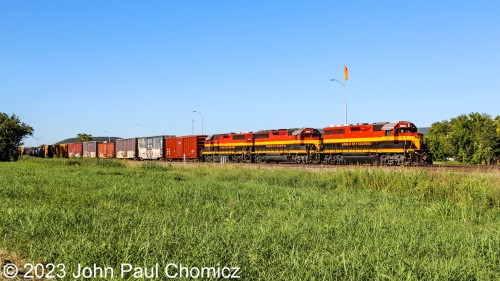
(20, 121), (433, 166)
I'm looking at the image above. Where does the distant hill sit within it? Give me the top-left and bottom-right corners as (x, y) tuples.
(53, 137), (122, 145)
(418, 127), (430, 135)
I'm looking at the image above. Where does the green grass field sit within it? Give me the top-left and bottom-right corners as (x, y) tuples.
(1, 158), (499, 280)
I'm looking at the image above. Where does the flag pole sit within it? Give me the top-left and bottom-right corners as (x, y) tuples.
(344, 80), (347, 125)
(344, 65), (348, 125)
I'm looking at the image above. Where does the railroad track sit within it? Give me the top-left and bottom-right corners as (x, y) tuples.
(167, 161), (500, 173)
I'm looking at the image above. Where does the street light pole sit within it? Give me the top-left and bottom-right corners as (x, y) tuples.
(136, 124), (144, 137)
(191, 119), (194, 135)
(330, 78), (347, 124)
(33, 135), (45, 147)
(192, 110), (204, 135)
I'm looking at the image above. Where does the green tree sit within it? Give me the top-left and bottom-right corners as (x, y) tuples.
(77, 133), (93, 142)
(425, 121), (452, 161)
(427, 113), (500, 164)
(448, 114), (474, 163)
(0, 113), (34, 161)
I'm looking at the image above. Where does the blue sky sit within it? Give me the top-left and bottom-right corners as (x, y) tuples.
(1, 1), (499, 146)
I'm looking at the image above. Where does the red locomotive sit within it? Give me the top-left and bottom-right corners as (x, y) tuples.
(251, 128), (321, 164)
(321, 121), (431, 166)
(203, 132), (254, 163)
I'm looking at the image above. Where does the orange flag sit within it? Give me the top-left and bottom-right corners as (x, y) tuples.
(344, 65), (348, 81)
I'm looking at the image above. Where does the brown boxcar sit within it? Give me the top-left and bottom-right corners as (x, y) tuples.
(116, 138), (137, 159)
(165, 135), (207, 161)
(83, 141), (98, 158)
(68, 142), (83, 157)
(98, 142), (115, 158)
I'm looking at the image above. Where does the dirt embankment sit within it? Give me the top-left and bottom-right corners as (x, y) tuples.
(1, 249), (45, 281)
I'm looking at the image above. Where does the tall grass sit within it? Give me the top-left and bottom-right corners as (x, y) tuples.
(0, 159), (498, 280)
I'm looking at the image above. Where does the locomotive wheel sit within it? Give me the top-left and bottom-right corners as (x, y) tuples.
(322, 156), (331, 165)
(295, 157), (301, 164)
(255, 155), (264, 163)
(334, 155), (344, 165)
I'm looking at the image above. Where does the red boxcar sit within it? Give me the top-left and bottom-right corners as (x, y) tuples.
(68, 142), (83, 157)
(98, 142), (115, 158)
(165, 135), (207, 161)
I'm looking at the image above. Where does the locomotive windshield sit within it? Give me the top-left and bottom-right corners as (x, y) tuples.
(304, 129), (321, 138)
(399, 123), (418, 133)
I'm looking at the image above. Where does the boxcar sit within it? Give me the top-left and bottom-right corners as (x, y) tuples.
(44, 145), (54, 158)
(53, 143), (68, 158)
(83, 141), (98, 158)
(68, 142), (83, 157)
(137, 136), (165, 160)
(116, 138), (137, 159)
(98, 142), (115, 158)
(165, 135), (207, 161)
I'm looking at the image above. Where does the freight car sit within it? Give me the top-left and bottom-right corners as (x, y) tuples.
(82, 141), (99, 158)
(53, 144), (68, 158)
(165, 135), (207, 161)
(116, 138), (137, 159)
(137, 136), (174, 160)
(68, 142), (83, 157)
(98, 142), (115, 158)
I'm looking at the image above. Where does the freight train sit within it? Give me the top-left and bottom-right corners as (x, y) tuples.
(20, 121), (432, 166)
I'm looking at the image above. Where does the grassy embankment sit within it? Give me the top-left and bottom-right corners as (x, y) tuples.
(0, 158), (499, 280)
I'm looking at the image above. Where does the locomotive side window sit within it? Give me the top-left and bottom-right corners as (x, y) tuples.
(325, 129), (345, 135)
(254, 133), (269, 139)
(385, 130), (391, 136)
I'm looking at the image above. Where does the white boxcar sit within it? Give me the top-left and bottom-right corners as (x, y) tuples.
(137, 136), (164, 160)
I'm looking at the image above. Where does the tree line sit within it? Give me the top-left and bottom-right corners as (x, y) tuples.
(425, 113), (500, 165)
